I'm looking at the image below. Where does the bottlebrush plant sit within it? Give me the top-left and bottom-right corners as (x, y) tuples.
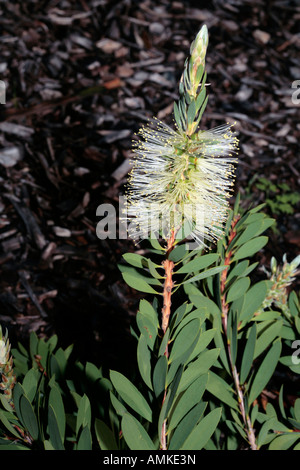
(0, 25), (299, 451)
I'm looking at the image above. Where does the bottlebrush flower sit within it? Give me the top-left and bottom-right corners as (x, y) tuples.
(0, 326), (16, 403)
(124, 24), (239, 248)
(125, 118), (238, 247)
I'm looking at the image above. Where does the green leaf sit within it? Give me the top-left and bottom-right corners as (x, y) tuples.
(122, 272), (160, 294)
(139, 299), (159, 326)
(174, 101), (183, 131)
(169, 243), (188, 262)
(254, 319), (283, 359)
(0, 409), (22, 439)
(181, 407), (222, 450)
(235, 218), (274, 247)
(122, 253), (147, 268)
(48, 405), (64, 450)
(248, 339), (282, 405)
(22, 368), (39, 403)
(239, 281), (269, 323)
(226, 260), (249, 283)
(240, 323), (257, 384)
(182, 265), (227, 285)
(170, 302), (194, 331)
(189, 293), (221, 317)
(232, 236), (268, 261)
(136, 312), (158, 350)
(76, 394), (91, 435)
(177, 349), (220, 394)
(226, 277), (250, 303)
(195, 87), (206, 112)
(153, 355), (168, 398)
(169, 318), (201, 363)
(158, 329), (170, 357)
(269, 433), (300, 450)
(206, 372), (238, 410)
(49, 385), (65, 442)
(77, 426), (92, 450)
(176, 253), (219, 274)
(187, 100), (196, 125)
(110, 391), (127, 416)
(190, 328), (216, 360)
(169, 401), (207, 450)
(137, 334), (153, 390)
(19, 394), (39, 441)
(121, 413), (156, 450)
(228, 309), (238, 366)
(95, 419), (118, 450)
(168, 374), (208, 432)
(110, 371), (152, 422)
(149, 232), (165, 252)
(0, 443), (30, 450)
(294, 398), (300, 422)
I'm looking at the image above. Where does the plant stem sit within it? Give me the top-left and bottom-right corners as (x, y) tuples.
(160, 230), (176, 450)
(221, 216), (257, 450)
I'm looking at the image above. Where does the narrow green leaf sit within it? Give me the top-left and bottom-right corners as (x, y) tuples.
(77, 426), (92, 450)
(139, 299), (159, 326)
(136, 311), (157, 350)
(110, 371), (152, 422)
(121, 413), (156, 450)
(195, 87), (206, 112)
(254, 319), (283, 359)
(169, 243), (188, 262)
(168, 374), (208, 432)
(0, 409), (22, 439)
(22, 368), (39, 403)
(122, 253), (147, 268)
(169, 319), (201, 363)
(169, 401), (207, 450)
(174, 101), (183, 131)
(48, 405), (64, 450)
(122, 272), (160, 294)
(235, 218), (274, 247)
(228, 310), (238, 365)
(206, 371), (238, 410)
(158, 329), (170, 357)
(226, 277), (250, 303)
(19, 395), (39, 440)
(170, 302), (194, 331)
(153, 355), (168, 398)
(0, 443), (30, 450)
(110, 391), (127, 417)
(294, 398), (300, 422)
(176, 254), (219, 274)
(177, 349), (220, 394)
(49, 385), (65, 442)
(95, 419), (118, 450)
(239, 281), (269, 323)
(240, 323), (257, 384)
(137, 334), (153, 390)
(269, 433), (300, 450)
(189, 328), (216, 360)
(181, 407), (222, 450)
(182, 265), (227, 285)
(233, 236), (268, 261)
(248, 339), (282, 405)
(187, 100), (196, 125)
(76, 394), (91, 435)
(189, 294), (221, 316)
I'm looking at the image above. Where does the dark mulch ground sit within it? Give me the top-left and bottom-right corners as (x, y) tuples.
(0, 0), (299, 374)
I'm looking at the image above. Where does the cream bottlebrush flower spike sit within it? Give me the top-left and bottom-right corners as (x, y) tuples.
(0, 325), (16, 403)
(126, 25), (239, 248)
